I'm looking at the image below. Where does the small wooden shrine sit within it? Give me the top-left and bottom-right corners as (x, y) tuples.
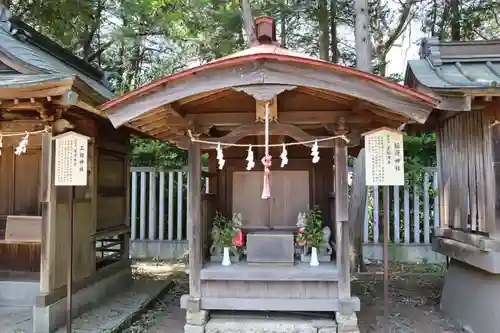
(102, 16), (437, 333)
(405, 37), (500, 333)
(0, 6), (142, 333)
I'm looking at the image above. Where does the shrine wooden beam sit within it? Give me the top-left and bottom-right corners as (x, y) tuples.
(185, 110), (372, 126)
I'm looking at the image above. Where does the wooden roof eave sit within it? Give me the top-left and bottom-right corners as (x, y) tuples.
(0, 76), (75, 100)
(102, 56), (437, 129)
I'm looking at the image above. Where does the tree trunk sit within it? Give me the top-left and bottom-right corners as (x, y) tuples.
(378, 52), (387, 77)
(330, 0), (338, 63)
(348, 149), (367, 272)
(318, 0), (330, 61)
(354, 0), (372, 72)
(450, 0), (460, 40)
(280, 0), (288, 48)
(240, 0), (256, 47)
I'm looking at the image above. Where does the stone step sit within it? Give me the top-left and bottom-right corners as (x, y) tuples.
(203, 312), (337, 333)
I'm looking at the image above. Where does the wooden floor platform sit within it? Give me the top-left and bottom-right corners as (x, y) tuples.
(201, 261), (339, 282)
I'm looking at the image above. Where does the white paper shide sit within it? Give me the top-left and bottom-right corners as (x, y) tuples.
(364, 127), (404, 186)
(54, 131), (90, 187)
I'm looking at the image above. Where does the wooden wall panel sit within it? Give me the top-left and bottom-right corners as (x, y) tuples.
(270, 170), (310, 229)
(53, 202), (94, 289)
(14, 149), (41, 215)
(232, 171), (270, 229)
(96, 150), (127, 230)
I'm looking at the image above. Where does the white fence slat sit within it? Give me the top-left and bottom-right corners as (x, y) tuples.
(384, 186), (391, 242)
(373, 185), (379, 244)
(148, 170), (157, 240)
(393, 185), (400, 244)
(130, 171), (137, 240)
(433, 171), (439, 229)
(168, 172), (174, 241)
(363, 188), (369, 244)
(177, 171), (183, 241)
(139, 171), (147, 240)
(423, 172), (430, 244)
(158, 171), (165, 241)
(130, 167), (440, 246)
(404, 186), (410, 244)
(413, 184), (420, 244)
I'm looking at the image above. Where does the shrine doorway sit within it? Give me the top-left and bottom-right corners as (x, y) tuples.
(232, 170), (310, 230)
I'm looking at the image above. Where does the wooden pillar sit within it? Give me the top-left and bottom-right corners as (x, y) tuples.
(40, 132), (56, 293)
(335, 137), (350, 299)
(188, 141), (202, 300)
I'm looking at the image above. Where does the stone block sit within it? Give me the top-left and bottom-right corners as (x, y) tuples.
(246, 231), (295, 264)
(185, 323), (206, 333)
(310, 319), (337, 329)
(336, 313), (358, 333)
(186, 310), (209, 326)
(205, 317), (317, 333)
(338, 297), (360, 314)
(318, 328), (336, 333)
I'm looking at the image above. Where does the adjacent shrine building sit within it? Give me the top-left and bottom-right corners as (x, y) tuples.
(405, 37), (500, 333)
(0, 6), (144, 332)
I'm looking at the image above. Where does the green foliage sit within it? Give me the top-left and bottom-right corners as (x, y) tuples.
(211, 212), (242, 248)
(297, 205), (324, 248)
(403, 133), (436, 183)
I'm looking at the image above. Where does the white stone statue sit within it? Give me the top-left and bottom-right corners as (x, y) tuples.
(296, 212), (306, 228)
(322, 226), (333, 256)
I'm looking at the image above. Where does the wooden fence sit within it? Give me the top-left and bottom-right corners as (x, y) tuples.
(129, 167), (439, 248)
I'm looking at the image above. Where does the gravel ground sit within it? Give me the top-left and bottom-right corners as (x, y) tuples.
(355, 263), (462, 332)
(125, 261), (464, 333)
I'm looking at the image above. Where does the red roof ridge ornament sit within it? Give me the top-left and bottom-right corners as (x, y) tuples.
(254, 16), (278, 46)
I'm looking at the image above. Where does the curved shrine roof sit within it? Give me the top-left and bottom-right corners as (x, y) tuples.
(102, 43), (437, 113)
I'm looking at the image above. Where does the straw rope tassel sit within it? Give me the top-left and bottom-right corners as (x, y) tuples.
(261, 102), (272, 199)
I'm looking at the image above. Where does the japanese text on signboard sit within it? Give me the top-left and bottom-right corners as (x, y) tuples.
(364, 129), (404, 186)
(54, 132), (89, 186)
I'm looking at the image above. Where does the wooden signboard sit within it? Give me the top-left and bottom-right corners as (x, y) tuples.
(54, 131), (90, 187)
(363, 127), (404, 186)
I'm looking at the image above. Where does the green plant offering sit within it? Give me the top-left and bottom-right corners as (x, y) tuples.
(297, 205), (324, 248)
(212, 211), (241, 248)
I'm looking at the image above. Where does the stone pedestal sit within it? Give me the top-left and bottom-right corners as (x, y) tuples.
(185, 310), (209, 333)
(440, 259), (500, 333)
(335, 312), (359, 333)
(204, 313), (337, 333)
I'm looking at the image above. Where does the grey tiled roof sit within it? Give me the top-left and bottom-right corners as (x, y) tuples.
(0, 73), (75, 88)
(405, 37), (500, 90)
(0, 5), (114, 101)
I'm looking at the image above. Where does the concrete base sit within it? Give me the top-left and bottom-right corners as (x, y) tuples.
(130, 239), (188, 259)
(440, 260), (500, 333)
(33, 265), (132, 333)
(130, 240), (445, 264)
(200, 312), (337, 333)
(363, 243), (446, 264)
(0, 279), (39, 306)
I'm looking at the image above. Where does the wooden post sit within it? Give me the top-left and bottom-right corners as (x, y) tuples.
(335, 137), (350, 299)
(188, 141), (202, 300)
(383, 185), (390, 333)
(66, 185), (75, 333)
(348, 149), (367, 272)
(40, 131), (56, 293)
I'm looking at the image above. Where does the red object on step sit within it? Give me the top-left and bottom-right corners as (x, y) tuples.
(233, 231), (245, 247)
